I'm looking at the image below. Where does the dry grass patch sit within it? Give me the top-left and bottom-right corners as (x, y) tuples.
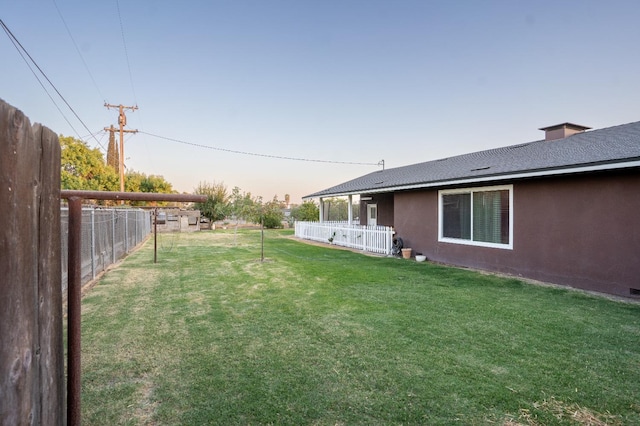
(503, 397), (622, 426)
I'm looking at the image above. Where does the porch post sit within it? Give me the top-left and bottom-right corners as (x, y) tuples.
(319, 197), (324, 223)
(348, 195), (353, 225)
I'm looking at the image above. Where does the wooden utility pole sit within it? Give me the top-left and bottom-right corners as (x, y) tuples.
(104, 103), (138, 192)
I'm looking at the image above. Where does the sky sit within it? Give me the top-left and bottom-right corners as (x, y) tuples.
(2, 1), (639, 204)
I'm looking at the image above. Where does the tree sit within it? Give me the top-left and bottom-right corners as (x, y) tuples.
(255, 195), (285, 229)
(263, 197), (285, 229)
(291, 200), (319, 222)
(322, 197), (350, 221)
(125, 171), (175, 206)
(126, 171), (173, 194)
(229, 187), (256, 224)
(193, 181), (229, 222)
(60, 135), (118, 191)
(243, 195), (277, 227)
(241, 195), (285, 262)
(60, 135), (177, 206)
(106, 126), (119, 172)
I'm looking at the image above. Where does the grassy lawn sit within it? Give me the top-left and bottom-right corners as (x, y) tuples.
(79, 229), (640, 425)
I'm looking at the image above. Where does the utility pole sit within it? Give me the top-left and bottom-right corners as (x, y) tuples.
(104, 103), (138, 192)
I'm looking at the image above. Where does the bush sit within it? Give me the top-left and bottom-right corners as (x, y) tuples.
(262, 201), (284, 229)
(262, 213), (284, 229)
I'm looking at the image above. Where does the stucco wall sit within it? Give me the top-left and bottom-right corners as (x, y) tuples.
(393, 170), (640, 298)
(360, 192), (394, 226)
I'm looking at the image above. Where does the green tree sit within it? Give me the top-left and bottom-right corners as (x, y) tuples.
(140, 173), (173, 194)
(124, 171), (140, 193)
(242, 195), (285, 261)
(243, 195), (261, 224)
(323, 197), (350, 221)
(60, 135), (118, 191)
(229, 187), (257, 224)
(194, 181), (229, 222)
(291, 200), (319, 222)
(263, 196), (285, 228)
(241, 195), (286, 229)
(125, 171), (175, 206)
(106, 126), (119, 172)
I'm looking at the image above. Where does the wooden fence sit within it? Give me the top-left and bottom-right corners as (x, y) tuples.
(0, 100), (65, 425)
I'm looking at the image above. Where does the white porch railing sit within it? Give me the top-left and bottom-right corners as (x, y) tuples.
(295, 221), (394, 255)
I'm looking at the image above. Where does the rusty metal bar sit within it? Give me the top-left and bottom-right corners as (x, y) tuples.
(60, 191), (206, 426)
(154, 208), (158, 264)
(66, 197), (82, 426)
(61, 190), (207, 203)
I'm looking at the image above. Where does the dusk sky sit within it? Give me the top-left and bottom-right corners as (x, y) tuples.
(2, 1), (639, 203)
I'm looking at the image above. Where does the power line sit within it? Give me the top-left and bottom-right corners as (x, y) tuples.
(139, 131), (381, 166)
(1, 20), (82, 138)
(115, 0), (138, 104)
(52, 0), (106, 102)
(79, 129), (107, 141)
(0, 18), (107, 152)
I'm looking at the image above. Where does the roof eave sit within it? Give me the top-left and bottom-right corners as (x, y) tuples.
(302, 160), (640, 199)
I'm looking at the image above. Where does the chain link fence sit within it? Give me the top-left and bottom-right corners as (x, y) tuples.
(61, 207), (152, 296)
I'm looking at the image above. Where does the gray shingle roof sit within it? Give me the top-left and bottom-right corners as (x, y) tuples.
(304, 120), (640, 198)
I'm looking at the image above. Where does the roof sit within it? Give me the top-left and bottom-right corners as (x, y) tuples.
(304, 120), (640, 199)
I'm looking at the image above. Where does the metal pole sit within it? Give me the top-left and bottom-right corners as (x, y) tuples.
(125, 210), (129, 253)
(261, 217), (264, 262)
(154, 208), (158, 264)
(60, 190), (205, 426)
(91, 208), (96, 280)
(61, 190), (206, 203)
(112, 210), (116, 264)
(135, 209), (139, 245)
(67, 197), (82, 426)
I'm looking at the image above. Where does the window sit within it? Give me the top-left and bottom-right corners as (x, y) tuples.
(439, 185), (513, 249)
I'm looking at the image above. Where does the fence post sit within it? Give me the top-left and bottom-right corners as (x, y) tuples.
(66, 197), (83, 426)
(362, 225), (367, 251)
(0, 101), (65, 425)
(125, 210), (129, 253)
(112, 210), (116, 263)
(91, 208), (96, 280)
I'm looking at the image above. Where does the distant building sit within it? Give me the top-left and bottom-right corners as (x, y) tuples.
(154, 209), (202, 232)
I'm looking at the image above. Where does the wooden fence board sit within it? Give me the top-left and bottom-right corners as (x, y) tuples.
(36, 123), (65, 425)
(1, 100), (64, 425)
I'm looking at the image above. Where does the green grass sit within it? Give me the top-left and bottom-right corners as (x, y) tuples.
(79, 229), (640, 425)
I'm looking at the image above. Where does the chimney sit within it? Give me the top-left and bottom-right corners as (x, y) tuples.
(539, 122), (591, 141)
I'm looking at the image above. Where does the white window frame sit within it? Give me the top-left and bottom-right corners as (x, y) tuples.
(438, 184), (514, 250)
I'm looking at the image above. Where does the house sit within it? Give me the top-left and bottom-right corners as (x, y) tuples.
(303, 121), (640, 298)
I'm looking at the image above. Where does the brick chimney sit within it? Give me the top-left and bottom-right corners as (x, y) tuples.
(539, 122), (591, 141)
